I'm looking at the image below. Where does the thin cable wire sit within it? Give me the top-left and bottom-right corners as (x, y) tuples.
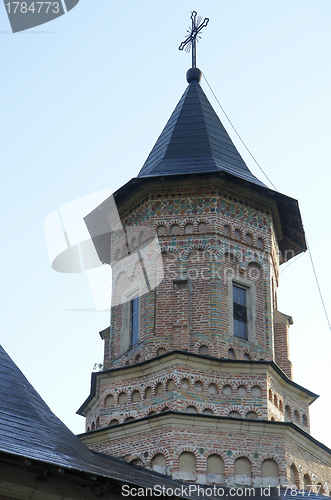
(202, 72), (278, 191)
(202, 72), (331, 331)
(279, 252), (304, 275)
(306, 236), (331, 331)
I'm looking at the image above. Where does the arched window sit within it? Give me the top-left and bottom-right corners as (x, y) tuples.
(274, 394), (278, 407)
(243, 353), (251, 360)
(157, 348), (166, 356)
(261, 459), (278, 487)
(186, 406), (198, 414)
(279, 400), (284, 413)
(96, 416), (100, 428)
(178, 452), (196, 480)
(203, 408), (213, 415)
(234, 457), (252, 485)
(91, 421), (95, 430)
(207, 454), (224, 483)
(268, 389), (273, 400)
(302, 414), (308, 426)
(285, 405), (291, 420)
(224, 225), (230, 237)
(152, 454), (167, 474)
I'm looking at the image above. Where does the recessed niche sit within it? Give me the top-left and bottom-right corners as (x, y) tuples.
(199, 345), (209, 355)
(194, 381), (203, 392)
(223, 385), (233, 396)
(132, 390), (141, 403)
(104, 394), (114, 406)
(155, 383), (163, 395)
(118, 392), (127, 404)
(198, 222), (207, 233)
(181, 378), (190, 390)
(185, 224), (194, 235)
(208, 383), (217, 396)
(237, 385), (247, 397)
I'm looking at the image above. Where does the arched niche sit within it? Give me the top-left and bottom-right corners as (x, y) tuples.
(152, 454), (167, 475)
(261, 459), (279, 487)
(234, 457), (252, 486)
(178, 452), (196, 481)
(207, 454), (224, 483)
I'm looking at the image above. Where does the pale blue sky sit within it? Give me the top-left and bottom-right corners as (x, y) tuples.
(1, 1), (331, 447)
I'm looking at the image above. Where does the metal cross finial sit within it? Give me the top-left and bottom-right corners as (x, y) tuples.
(179, 11), (209, 68)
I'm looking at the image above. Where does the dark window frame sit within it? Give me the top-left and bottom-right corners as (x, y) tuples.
(130, 296), (139, 346)
(233, 284), (248, 340)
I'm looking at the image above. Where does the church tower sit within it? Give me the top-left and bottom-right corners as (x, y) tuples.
(77, 65), (331, 489)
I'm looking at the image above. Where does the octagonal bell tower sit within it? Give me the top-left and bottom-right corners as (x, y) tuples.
(78, 68), (331, 490)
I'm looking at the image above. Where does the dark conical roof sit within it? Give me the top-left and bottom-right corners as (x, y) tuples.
(138, 78), (266, 188)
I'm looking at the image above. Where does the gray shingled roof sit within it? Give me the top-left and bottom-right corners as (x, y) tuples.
(0, 344), (184, 487)
(138, 79), (266, 187)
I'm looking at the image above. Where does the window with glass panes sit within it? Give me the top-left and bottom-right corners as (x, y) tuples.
(130, 297), (139, 346)
(233, 285), (247, 339)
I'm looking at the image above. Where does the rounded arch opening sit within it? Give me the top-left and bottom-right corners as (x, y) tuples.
(178, 452), (196, 480)
(234, 457), (252, 486)
(261, 459), (279, 487)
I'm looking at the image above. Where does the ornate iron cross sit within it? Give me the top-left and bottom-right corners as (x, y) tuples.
(179, 11), (209, 68)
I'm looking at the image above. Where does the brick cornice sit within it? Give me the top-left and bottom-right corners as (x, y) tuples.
(77, 351), (318, 416)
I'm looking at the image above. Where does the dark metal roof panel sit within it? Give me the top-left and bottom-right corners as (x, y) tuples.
(138, 81), (266, 188)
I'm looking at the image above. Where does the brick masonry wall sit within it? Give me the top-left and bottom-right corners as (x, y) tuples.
(106, 183), (280, 371)
(82, 419), (331, 488)
(79, 177), (326, 488)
